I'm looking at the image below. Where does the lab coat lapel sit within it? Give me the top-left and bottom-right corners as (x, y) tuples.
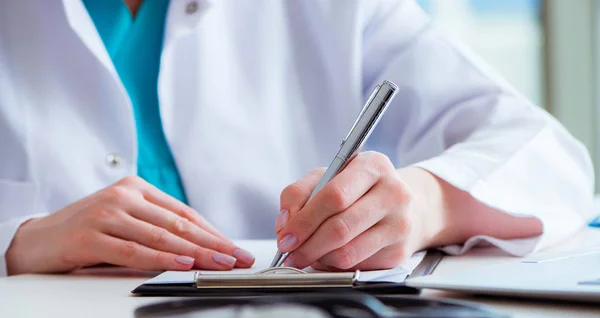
(162, 0), (211, 49)
(59, 0), (135, 151)
(158, 0), (211, 147)
(60, 0), (120, 83)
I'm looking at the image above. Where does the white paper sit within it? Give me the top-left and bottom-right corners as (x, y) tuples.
(522, 246), (600, 263)
(144, 240), (425, 285)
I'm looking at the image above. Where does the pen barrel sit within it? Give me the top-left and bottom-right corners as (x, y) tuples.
(270, 80), (397, 269)
(309, 156), (347, 201)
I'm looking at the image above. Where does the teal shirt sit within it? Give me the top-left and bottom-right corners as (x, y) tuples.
(84, 0), (188, 203)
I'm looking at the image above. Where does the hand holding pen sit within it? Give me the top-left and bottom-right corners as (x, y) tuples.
(271, 81), (431, 271)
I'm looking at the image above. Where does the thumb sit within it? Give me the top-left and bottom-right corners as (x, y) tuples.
(277, 167), (326, 233)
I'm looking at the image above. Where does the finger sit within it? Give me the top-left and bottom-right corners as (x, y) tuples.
(316, 242), (412, 271)
(309, 262), (330, 271)
(277, 152), (388, 253)
(103, 214), (240, 270)
(312, 223), (395, 270)
(277, 168), (326, 232)
(284, 184), (388, 269)
(92, 233), (196, 271)
(127, 201), (255, 267)
(122, 177), (233, 244)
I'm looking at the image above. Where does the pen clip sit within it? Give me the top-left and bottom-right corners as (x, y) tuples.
(343, 85), (381, 144)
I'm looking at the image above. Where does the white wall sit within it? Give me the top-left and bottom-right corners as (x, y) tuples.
(420, 0), (544, 106)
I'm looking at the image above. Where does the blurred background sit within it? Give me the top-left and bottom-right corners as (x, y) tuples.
(415, 0), (600, 192)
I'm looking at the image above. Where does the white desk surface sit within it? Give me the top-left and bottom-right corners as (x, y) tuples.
(2, 229), (600, 318)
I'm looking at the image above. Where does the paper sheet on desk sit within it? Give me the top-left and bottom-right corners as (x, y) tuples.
(144, 240), (426, 285)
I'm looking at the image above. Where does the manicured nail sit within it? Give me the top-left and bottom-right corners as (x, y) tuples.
(233, 248), (255, 264)
(278, 234), (297, 251)
(275, 209), (289, 232)
(175, 256), (195, 265)
(212, 252), (237, 267)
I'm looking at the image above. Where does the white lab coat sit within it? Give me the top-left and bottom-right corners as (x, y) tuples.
(0, 0), (594, 276)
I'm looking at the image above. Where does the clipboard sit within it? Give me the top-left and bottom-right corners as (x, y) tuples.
(131, 250), (444, 296)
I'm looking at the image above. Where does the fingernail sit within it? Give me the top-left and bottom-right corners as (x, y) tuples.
(233, 248), (255, 264)
(212, 252), (237, 267)
(275, 209), (289, 232)
(278, 234), (297, 251)
(175, 256), (195, 265)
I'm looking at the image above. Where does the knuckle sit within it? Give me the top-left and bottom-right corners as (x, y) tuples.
(88, 207), (111, 220)
(173, 217), (191, 236)
(148, 227), (169, 246)
(388, 178), (414, 204)
(324, 184), (351, 211)
(281, 182), (307, 202)
(329, 217), (352, 243)
(331, 245), (356, 269)
(117, 176), (144, 188)
(103, 185), (132, 203)
(364, 151), (392, 168)
(86, 207), (118, 227)
(119, 241), (139, 260)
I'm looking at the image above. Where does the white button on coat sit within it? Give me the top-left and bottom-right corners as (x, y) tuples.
(185, 1), (199, 14)
(0, 0), (594, 276)
(106, 154), (124, 168)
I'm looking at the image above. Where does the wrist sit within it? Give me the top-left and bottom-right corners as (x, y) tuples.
(6, 217), (57, 275)
(396, 167), (450, 251)
(397, 166), (544, 251)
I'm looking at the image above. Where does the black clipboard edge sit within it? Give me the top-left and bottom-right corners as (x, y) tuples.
(353, 249), (444, 295)
(131, 250), (444, 296)
(407, 249), (444, 279)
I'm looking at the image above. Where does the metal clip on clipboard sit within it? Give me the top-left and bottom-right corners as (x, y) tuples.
(194, 267), (360, 289)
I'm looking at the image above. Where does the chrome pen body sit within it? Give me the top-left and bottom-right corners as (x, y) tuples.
(270, 80), (399, 268)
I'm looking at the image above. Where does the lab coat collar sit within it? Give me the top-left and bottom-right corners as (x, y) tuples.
(163, 0), (211, 50)
(60, 0), (118, 79)
(59, 0), (210, 73)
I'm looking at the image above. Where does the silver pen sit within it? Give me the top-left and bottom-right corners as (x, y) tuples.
(270, 80), (399, 268)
